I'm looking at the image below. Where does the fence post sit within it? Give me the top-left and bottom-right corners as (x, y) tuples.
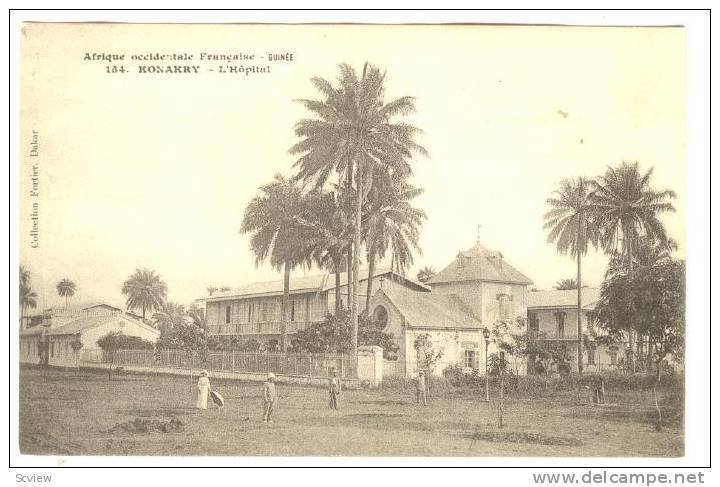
(309, 354), (313, 378)
(232, 349), (235, 373)
(340, 352), (344, 379)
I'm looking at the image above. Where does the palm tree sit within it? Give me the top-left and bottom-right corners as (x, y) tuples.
(241, 174), (313, 351)
(290, 62), (427, 352)
(605, 236), (678, 279)
(56, 278), (76, 308)
(121, 268), (167, 320)
(416, 266), (436, 283)
(554, 278), (578, 290)
(591, 161), (676, 370)
(20, 265), (38, 328)
(206, 286), (218, 296)
(363, 173), (426, 312)
(544, 177), (598, 375)
(304, 189), (352, 316)
(152, 301), (187, 332)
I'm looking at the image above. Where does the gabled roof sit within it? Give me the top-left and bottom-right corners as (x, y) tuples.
(427, 244), (533, 286)
(45, 313), (159, 336)
(205, 268), (428, 302)
(375, 288), (483, 330)
(527, 288), (601, 310)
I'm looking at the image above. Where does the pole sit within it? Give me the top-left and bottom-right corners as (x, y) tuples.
(484, 339), (490, 402)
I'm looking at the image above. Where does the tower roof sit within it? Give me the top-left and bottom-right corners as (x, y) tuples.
(426, 244), (533, 286)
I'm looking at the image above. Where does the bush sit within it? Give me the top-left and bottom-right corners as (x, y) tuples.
(97, 332), (155, 351)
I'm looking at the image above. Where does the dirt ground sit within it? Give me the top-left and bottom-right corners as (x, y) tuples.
(18, 366), (683, 457)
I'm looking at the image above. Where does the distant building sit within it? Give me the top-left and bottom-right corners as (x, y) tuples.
(203, 268), (429, 347)
(19, 304), (159, 366)
(527, 288), (631, 373)
(369, 244), (533, 377)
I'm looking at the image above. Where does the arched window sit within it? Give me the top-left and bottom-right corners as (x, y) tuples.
(372, 305), (388, 328)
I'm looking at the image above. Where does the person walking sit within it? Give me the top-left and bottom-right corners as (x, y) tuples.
(416, 370), (428, 406)
(263, 372), (277, 423)
(329, 369), (341, 410)
(196, 370), (211, 410)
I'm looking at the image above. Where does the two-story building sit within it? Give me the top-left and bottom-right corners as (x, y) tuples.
(203, 267), (430, 348)
(526, 288), (631, 372)
(369, 244), (533, 377)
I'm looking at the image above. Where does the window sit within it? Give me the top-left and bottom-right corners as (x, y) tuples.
(50, 341), (54, 358)
(464, 350), (478, 369)
(261, 302), (269, 322)
(556, 312), (566, 338)
(528, 313), (539, 336)
(587, 346), (596, 365)
(373, 306), (389, 328)
(290, 300), (296, 322)
(498, 294), (510, 320)
(248, 303), (254, 323)
(225, 305), (231, 324)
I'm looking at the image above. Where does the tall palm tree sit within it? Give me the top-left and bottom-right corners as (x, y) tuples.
(304, 189), (352, 316)
(20, 265), (38, 328)
(416, 266), (436, 283)
(363, 173), (426, 312)
(290, 62), (427, 352)
(241, 174), (313, 351)
(605, 236), (678, 279)
(544, 177), (598, 374)
(206, 286), (218, 296)
(121, 268), (167, 320)
(56, 278), (76, 308)
(591, 161), (676, 370)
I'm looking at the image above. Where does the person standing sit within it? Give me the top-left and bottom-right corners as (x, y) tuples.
(416, 370), (428, 406)
(263, 372), (277, 423)
(329, 369), (341, 410)
(196, 370), (211, 410)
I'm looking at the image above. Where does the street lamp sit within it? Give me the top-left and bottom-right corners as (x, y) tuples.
(483, 328), (491, 402)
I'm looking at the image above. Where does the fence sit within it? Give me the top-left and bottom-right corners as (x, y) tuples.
(101, 349), (357, 380)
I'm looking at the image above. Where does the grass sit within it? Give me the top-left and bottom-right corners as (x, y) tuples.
(19, 366), (683, 457)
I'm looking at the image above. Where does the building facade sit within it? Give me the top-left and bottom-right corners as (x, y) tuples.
(369, 244), (533, 377)
(204, 268), (429, 348)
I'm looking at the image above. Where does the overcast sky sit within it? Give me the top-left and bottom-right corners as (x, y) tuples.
(20, 23), (686, 310)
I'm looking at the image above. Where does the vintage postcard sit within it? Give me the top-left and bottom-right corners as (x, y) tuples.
(14, 17), (702, 467)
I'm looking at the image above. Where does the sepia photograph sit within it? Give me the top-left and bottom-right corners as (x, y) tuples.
(10, 11), (708, 471)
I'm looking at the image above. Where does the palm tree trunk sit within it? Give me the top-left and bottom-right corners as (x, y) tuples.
(347, 246), (353, 313)
(365, 245), (376, 315)
(626, 237), (635, 372)
(577, 249), (583, 375)
(351, 169), (363, 353)
(653, 359), (663, 431)
(334, 258), (341, 316)
(282, 261), (290, 352)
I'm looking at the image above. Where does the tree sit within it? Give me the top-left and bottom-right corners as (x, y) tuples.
(121, 268), (167, 320)
(291, 62), (427, 353)
(594, 259), (685, 430)
(544, 177), (598, 374)
(20, 265), (38, 328)
(416, 266), (436, 283)
(241, 174), (314, 352)
(56, 278), (77, 307)
(554, 278), (578, 290)
(413, 333), (443, 377)
(304, 189), (352, 316)
(186, 304), (207, 331)
(152, 301), (187, 332)
(291, 309), (399, 359)
(70, 337), (83, 370)
(592, 161), (676, 370)
(206, 286), (218, 296)
(96, 331), (154, 379)
(363, 173), (425, 312)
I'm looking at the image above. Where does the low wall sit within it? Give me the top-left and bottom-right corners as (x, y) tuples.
(71, 361), (365, 389)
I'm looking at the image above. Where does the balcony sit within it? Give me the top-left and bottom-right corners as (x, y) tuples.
(207, 320), (319, 336)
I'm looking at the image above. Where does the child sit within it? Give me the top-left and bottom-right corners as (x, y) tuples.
(328, 369), (341, 410)
(263, 372), (277, 423)
(416, 370), (428, 406)
(196, 370), (211, 410)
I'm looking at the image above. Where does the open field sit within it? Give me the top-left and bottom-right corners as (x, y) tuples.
(19, 366), (683, 456)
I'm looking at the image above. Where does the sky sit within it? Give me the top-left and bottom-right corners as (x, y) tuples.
(19, 23), (686, 311)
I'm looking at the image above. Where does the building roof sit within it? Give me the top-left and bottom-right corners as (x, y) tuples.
(19, 326), (47, 336)
(375, 288), (483, 330)
(427, 244), (533, 286)
(44, 313), (159, 337)
(205, 268), (428, 302)
(527, 287), (601, 310)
